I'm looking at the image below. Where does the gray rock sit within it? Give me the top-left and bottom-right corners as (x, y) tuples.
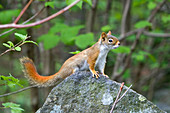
(36, 71), (166, 113)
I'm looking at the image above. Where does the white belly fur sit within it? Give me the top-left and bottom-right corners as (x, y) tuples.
(95, 45), (109, 69)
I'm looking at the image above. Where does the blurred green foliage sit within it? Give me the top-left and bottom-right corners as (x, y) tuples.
(0, 9), (20, 24)
(0, 0), (170, 112)
(2, 102), (24, 113)
(0, 74), (23, 88)
(38, 23), (94, 50)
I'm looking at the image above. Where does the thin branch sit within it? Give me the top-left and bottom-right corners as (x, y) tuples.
(0, 84), (5, 86)
(119, 30), (170, 41)
(0, 6), (45, 37)
(143, 31), (170, 38)
(147, 0), (166, 22)
(110, 84), (132, 113)
(119, 29), (139, 42)
(0, 85), (38, 98)
(117, 84), (132, 102)
(0, 0), (81, 29)
(110, 82), (124, 113)
(0, 48), (15, 57)
(0, 36), (30, 57)
(0, 29), (14, 37)
(13, 0), (33, 24)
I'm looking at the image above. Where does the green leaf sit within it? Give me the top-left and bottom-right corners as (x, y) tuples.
(83, 0), (92, 6)
(112, 46), (130, 54)
(139, 51), (156, 62)
(147, 2), (156, 10)
(69, 50), (81, 54)
(48, 23), (69, 34)
(0, 4), (3, 9)
(37, 34), (60, 50)
(101, 25), (112, 32)
(148, 54), (156, 62)
(75, 33), (94, 49)
(133, 51), (146, 62)
(45, 1), (55, 9)
(3, 43), (11, 48)
(134, 20), (152, 29)
(14, 33), (27, 40)
(136, 54), (144, 61)
(76, 0), (83, 9)
(162, 15), (170, 23)
(126, 35), (136, 41)
(24, 40), (38, 46)
(7, 41), (14, 47)
(2, 102), (24, 113)
(0, 74), (23, 87)
(15, 47), (21, 51)
(66, 0), (83, 9)
(60, 25), (84, 44)
(0, 9), (20, 24)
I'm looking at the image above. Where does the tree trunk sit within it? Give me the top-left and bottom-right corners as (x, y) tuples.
(103, 0), (113, 25)
(86, 0), (98, 32)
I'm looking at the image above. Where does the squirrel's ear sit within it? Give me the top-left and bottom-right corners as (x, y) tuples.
(101, 32), (107, 41)
(107, 31), (111, 35)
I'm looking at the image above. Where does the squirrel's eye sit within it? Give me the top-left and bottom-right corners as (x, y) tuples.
(109, 39), (113, 42)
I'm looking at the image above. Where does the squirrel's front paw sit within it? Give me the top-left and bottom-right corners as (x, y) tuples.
(103, 74), (109, 78)
(92, 71), (100, 79)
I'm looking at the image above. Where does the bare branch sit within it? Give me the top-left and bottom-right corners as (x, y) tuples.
(0, 85), (38, 98)
(143, 31), (170, 38)
(119, 29), (139, 41)
(0, 6), (45, 37)
(119, 30), (170, 42)
(117, 84), (132, 102)
(14, 0), (33, 24)
(147, 0), (166, 22)
(110, 82), (124, 113)
(110, 83), (132, 113)
(0, 48), (15, 57)
(0, 0), (81, 29)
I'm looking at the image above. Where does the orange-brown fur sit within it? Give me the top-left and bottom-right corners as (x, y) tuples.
(20, 31), (120, 87)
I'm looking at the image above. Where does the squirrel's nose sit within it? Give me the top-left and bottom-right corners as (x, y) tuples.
(118, 42), (120, 45)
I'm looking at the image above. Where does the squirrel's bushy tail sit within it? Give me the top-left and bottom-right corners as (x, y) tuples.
(20, 57), (63, 87)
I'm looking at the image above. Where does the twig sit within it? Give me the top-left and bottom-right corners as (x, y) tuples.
(110, 83), (132, 113)
(0, 85), (38, 98)
(147, 0), (166, 22)
(0, 0), (81, 29)
(13, 0), (33, 24)
(0, 6), (45, 37)
(0, 48), (15, 57)
(143, 31), (170, 38)
(0, 36), (30, 57)
(117, 84), (132, 103)
(110, 82), (124, 113)
(119, 29), (139, 41)
(0, 84), (6, 86)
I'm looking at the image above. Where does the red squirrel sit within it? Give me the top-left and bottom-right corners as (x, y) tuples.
(20, 31), (120, 87)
